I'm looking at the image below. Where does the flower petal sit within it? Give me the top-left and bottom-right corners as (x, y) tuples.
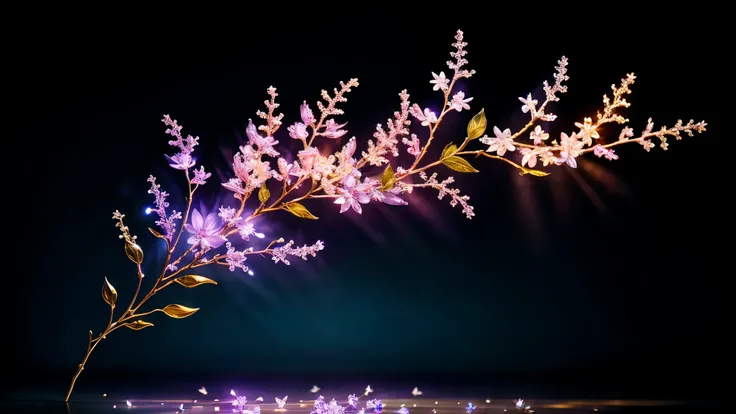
(190, 209), (203, 231)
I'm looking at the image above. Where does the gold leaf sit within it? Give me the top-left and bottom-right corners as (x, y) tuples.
(162, 304), (200, 319)
(175, 275), (218, 288)
(467, 108), (487, 140)
(284, 202), (319, 220)
(125, 320), (154, 331)
(124, 242), (144, 264)
(102, 277), (117, 307)
(258, 184), (270, 203)
(441, 143), (458, 159)
(519, 168), (551, 177)
(442, 156), (479, 173)
(148, 227), (165, 239)
(380, 164), (395, 190)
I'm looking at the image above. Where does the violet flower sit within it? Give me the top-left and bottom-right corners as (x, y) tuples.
(334, 175), (370, 213)
(165, 153), (195, 170)
(185, 208), (227, 250)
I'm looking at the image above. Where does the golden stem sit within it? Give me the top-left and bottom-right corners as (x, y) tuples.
(64, 335), (102, 402)
(409, 78), (457, 171)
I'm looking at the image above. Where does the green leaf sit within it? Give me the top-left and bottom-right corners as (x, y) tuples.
(442, 156), (479, 173)
(258, 184), (270, 203)
(125, 320), (154, 331)
(380, 164), (395, 190)
(124, 242), (144, 264)
(467, 108), (487, 140)
(102, 277), (117, 307)
(519, 168), (551, 177)
(284, 202), (319, 220)
(441, 143), (458, 159)
(162, 304), (200, 319)
(175, 275), (218, 288)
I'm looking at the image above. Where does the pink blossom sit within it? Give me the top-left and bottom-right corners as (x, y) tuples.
(190, 166), (211, 185)
(520, 148), (538, 168)
(300, 101), (315, 124)
(449, 91), (473, 112)
(430, 71), (449, 91)
(593, 145), (619, 160)
(334, 175), (370, 214)
(222, 178), (246, 196)
(164, 153), (195, 170)
(288, 122), (310, 140)
(402, 134), (421, 158)
(321, 119), (348, 139)
(558, 132), (584, 168)
(275, 158), (300, 184)
(518, 93), (538, 115)
(185, 208), (227, 250)
(247, 158), (273, 188)
(409, 105), (438, 126)
(480, 126), (515, 156)
(529, 125), (549, 145)
(341, 137), (357, 159)
(298, 147), (319, 172)
(246, 119), (280, 157)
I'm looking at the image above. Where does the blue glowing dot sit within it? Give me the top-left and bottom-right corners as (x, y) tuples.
(247, 270), (254, 276)
(145, 207), (152, 215)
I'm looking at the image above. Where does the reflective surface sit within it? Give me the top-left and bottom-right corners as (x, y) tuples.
(1, 389), (716, 413)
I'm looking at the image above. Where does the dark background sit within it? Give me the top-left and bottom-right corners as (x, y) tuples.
(6, 11), (726, 400)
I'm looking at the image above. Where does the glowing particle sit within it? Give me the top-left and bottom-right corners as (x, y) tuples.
(230, 390), (237, 397)
(215, 407), (220, 412)
(256, 396), (264, 401)
(145, 207), (152, 215)
(248, 270), (255, 276)
(255, 232), (265, 239)
(310, 385), (321, 393)
(103, 393), (107, 397)
(411, 387), (422, 396)
(434, 402), (438, 405)
(485, 400), (490, 404)
(198, 386), (207, 395)
(126, 400), (132, 407)
(276, 396), (288, 408)
(413, 404), (416, 407)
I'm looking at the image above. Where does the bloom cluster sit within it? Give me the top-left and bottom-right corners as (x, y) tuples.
(63, 28), (708, 403)
(142, 30), (491, 280)
(479, 64), (707, 170)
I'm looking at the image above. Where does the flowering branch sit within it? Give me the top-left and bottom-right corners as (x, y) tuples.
(65, 29), (706, 401)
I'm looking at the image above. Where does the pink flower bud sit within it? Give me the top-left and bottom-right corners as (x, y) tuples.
(246, 119), (260, 142)
(300, 101), (315, 124)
